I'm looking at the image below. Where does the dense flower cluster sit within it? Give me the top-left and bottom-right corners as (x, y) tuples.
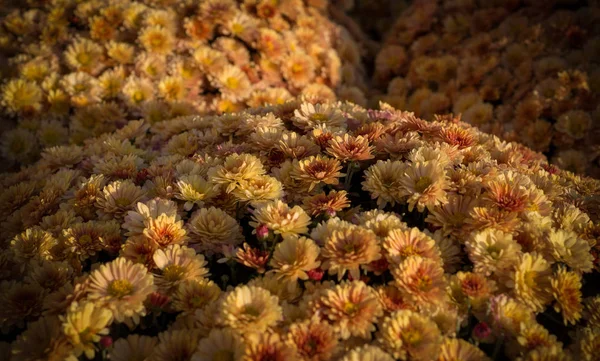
(0, 0), (368, 167)
(1, 100), (600, 361)
(371, 0), (600, 176)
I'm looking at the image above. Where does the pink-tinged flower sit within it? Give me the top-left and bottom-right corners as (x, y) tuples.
(100, 336), (113, 349)
(472, 322), (492, 341)
(307, 268), (325, 281)
(256, 224), (270, 240)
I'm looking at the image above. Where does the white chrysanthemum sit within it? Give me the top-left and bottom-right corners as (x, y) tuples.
(87, 257), (156, 323)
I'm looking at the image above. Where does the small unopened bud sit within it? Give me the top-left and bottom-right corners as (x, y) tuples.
(256, 224), (269, 240)
(473, 322), (492, 341)
(100, 336), (113, 348)
(307, 268), (324, 281)
(325, 209), (337, 218)
(148, 292), (170, 309)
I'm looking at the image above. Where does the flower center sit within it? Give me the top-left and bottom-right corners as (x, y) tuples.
(150, 35), (165, 47)
(79, 234), (93, 245)
(225, 77), (239, 90)
(343, 301), (358, 315)
(190, 295), (208, 308)
(231, 23), (244, 35)
(524, 271), (537, 288)
(414, 176), (433, 193)
(415, 275), (432, 291)
(402, 329), (423, 345)
(108, 279), (134, 298)
(132, 91), (145, 103)
(76, 52), (91, 66)
(243, 305), (261, 317)
(213, 350), (235, 361)
(487, 246), (500, 259)
(162, 264), (185, 282)
(343, 242), (357, 254)
(291, 63), (304, 73)
(115, 197), (131, 207)
(309, 113), (328, 123)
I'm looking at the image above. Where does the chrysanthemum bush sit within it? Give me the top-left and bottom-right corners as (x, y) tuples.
(370, 0), (600, 177)
(0, 0), (368, 167)
(1, 99), (600, 361)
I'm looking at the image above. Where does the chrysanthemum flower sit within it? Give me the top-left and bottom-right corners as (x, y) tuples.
(572, 326), (600, 361)
(187, 207), (244, 252)
(550, 267), (582, 325)
(290, 155), (344, 192)
(465, 228), (522, 276)
(191, 327), (246, 361)
(61, 302), (113, 360)
(315, 281), (382, 339)
(489, 294), (536, 335)
(282, 51), (316, 89)
(509, 252), (553, 312)
(123, 199), (180, 237)
(286, 316), (339, 361)
(149, 329), (202, 361)
(340, 345), (394, 361)
(292, 102), (347, 130)
(482, 172), (533, 214)
(1, 79), (43, 116)
(244, 332), (298, 361)
(465, 206), (521, 233)
(383, 227), (441, 265)
(356, 210), (407, 239)
(139, 25), (175, 55)
(426, 194), (476, 237)
(248, 273), (303, 303)
(232, 175), (284, 205)
(64, 38), (106, 74)
(278, 132), (322, 159)
(153, 244), (209, 291)
(236, 243), (270, 273)
(392, 256), (447, 305)
(87, 257), (156, 322)
(516, 344), (571, 361)
(109, 334), (158, 361)
(10, 227), (56, 264)
(269, 235), (321, 285)
(326, 134), (375, 162)
(158, 76), (187, 102)
(208, 153), (265, 193)
(142, 214), (188, 248)
(11, 315), (74, 361)
(1, 276), (42, 322)
(211, 64), (252, 102)
(251, 200), (312, 237)
(399, 160), (449, 212)
(584, 296), (600, 329)
(438, 338), (491, 361)
(510, 322), (561, 357)
(121, 235), (159, 268)
(378, 309), (443, 361)
(172, 279), (221, 315)
(216, 285), (283, 334)
(302, 190), (351, 218)
(96, 180), (147, 220)
(321, 226), (381, 280)
(375, 284), (416, 313)
(362, 160), (407, 208)
(545, 229), (593, 273)
(555, 110), (592, 140)
(450, 271), (497, 315)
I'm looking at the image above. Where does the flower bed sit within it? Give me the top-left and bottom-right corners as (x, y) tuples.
(1, 100), (599, 360)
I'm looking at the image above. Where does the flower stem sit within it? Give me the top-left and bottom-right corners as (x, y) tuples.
(344, 161), (357, 190)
